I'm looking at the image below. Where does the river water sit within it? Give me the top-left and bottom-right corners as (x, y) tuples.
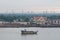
(0, 27), (60, 40)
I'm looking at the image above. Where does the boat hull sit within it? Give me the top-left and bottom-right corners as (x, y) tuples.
(21, 31), (37, 35)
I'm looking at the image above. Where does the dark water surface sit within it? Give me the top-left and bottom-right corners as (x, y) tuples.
(0, 27), (60, 40)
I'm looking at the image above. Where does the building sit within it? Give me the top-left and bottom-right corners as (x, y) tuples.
(47, 19), (60, 25)
(12, 22), (30, 25)
(33, 16), (47, 24)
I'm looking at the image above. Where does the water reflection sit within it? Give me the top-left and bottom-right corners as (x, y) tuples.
(0, 28), (60, 40)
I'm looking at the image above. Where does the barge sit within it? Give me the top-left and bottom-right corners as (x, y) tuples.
(21, 29), (38, 35)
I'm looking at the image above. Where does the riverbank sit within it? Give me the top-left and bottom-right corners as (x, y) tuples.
(0, 22), (60, 28)
(0, 25), (60, 28)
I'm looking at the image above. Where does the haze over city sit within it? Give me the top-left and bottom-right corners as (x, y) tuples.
(0, 0), (60, 13)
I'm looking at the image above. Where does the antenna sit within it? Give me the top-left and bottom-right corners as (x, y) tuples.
(11, 9), (14, 14)
(22, 9), (24, 13)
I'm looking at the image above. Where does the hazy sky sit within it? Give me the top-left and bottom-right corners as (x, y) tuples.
(0, 0), (60, 13)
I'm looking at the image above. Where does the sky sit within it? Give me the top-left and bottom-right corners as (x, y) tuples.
(0, 0), (60, 13)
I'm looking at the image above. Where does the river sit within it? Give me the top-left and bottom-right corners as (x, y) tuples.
(0, 27), (60, 40)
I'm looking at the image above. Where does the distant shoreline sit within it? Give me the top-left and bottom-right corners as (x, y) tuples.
(0, 26), (60, 28)
(0, 22), (60, 28)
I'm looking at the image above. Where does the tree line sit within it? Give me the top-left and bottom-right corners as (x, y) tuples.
(0, 13), (60, 22)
